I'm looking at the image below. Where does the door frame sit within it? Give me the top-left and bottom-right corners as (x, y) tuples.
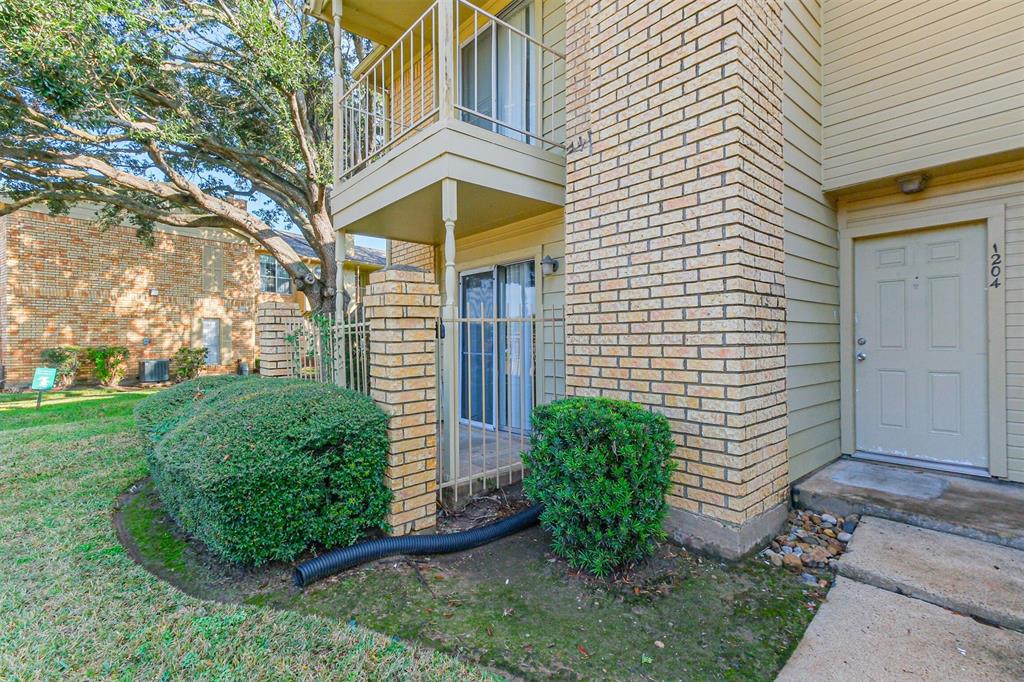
(839, 201), (1007, 477)
(459, 265), (499, 429)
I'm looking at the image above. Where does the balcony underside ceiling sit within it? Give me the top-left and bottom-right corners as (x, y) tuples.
(330, 120), (565, 245)
(306, 0), (433, 45)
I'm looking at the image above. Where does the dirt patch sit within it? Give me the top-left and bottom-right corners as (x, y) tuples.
(113, 478), (299, 603)
(437, 483), (532, 533)
(116, 479), (825, 681)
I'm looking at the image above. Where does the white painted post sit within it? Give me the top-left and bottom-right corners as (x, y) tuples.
(441, 178), (459, 492)
(335, 228), (347, 319)
(437, 0), (455, 122)
(331, 0), (344, 180)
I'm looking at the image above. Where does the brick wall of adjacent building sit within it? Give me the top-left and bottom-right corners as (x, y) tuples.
(389, 242), (435, 278)
(562, 0), (787, 550)
(0, 209), (259, 386)
(0, 215), (8, 383)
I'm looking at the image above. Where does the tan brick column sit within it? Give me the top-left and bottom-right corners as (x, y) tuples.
(563, 0), (788, 558)
(364, 267), (440, 536)
(256, 301), (303, 377)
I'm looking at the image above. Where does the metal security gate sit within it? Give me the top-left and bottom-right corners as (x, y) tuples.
(437, 305), (564, 505)
(284, 310), (371, 394)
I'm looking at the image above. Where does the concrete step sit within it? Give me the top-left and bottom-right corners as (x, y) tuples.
(793, 458), (1024, 550)
(778, 577), (1024, 681)
(838, 516), (1024, 632)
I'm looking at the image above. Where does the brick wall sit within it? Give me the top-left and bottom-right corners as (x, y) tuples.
(0, 210), (259, 386)
(0, 215), (8, 383)
(563, 0), (787, 555)
(255, 300), (304, 377)
(364, 268), (440, 535)
(389, 241), (435, 278)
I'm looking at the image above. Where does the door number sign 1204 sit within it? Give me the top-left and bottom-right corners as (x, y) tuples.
(991, 243), (1002, 288)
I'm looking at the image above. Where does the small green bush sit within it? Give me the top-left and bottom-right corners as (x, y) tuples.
(41, 346), (83, 389)
(523, 397), (676, 576)
(136, 378), (391, 565)
(86, 346), (129, 386)
(171, 346), (207, 382)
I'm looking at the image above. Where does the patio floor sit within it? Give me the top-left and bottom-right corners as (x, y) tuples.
(437, 423), (530, 504)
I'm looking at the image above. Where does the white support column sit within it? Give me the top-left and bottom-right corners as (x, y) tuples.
(335, 228), (347, 319)
(331, 0), (344, 180)
(441, 178), (459, 493)
(437, 0), (455, 122)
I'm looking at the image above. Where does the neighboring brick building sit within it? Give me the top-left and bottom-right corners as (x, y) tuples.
(316, 0), (1024, 551)
(0, 206), (384, 387)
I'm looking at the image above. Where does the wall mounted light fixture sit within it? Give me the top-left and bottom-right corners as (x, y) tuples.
(896, 173), (929, 194)
(541, 255), (559, 276)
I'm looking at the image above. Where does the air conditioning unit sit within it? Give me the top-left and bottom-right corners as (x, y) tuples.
(139, 359), (170, 383)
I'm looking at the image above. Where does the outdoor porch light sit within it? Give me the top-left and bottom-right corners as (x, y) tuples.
(149, 288), (160, 297)
(541, 255), (559, 276)
(896, 173), (928, 194)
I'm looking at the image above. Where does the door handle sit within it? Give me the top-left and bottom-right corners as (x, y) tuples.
(856, 352), (867, 362)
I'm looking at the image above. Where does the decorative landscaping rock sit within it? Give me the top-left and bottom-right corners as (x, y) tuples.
(763, 508), (859, 584)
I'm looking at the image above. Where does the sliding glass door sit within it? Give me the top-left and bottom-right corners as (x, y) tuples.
(459, 0), (536, 142)
(459, 260), (536, 431)
(460, 270), (495, 426)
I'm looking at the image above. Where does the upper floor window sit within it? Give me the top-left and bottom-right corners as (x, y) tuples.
(202, 244), (224, 293)
(460, 0), (537, 143)
(260, 254), (292, 294)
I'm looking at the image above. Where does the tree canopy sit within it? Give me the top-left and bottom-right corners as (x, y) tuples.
(0, 0), (366, 315)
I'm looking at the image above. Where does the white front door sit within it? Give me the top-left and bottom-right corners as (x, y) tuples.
(854, 223), (988, 472)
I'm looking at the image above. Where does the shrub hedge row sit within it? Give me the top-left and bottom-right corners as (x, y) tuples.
(134, 377), (391, 565)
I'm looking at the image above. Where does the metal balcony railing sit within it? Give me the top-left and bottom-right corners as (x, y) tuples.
(336, 0), (566, 182)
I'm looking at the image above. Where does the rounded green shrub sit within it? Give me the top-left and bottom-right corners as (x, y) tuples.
(522, 397), (676, 576)
(136, 378), (391, 565)
(171, 346), (207, 381)
(41, 346), (83, 389)
(86, 346), (129, 386)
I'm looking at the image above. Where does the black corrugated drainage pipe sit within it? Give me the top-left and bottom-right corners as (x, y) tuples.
(293, 505), (543, 587)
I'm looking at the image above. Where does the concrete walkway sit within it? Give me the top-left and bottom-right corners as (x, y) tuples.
(780, 506), (1024, 679)
(838, 517), (1024, 631)
(778, 578), (1024, 681)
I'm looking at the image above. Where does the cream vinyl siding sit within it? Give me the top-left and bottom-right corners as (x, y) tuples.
(821, 0), (1024, 191)
(842, 163), (1024, 483)
(784, 0), (842, 481)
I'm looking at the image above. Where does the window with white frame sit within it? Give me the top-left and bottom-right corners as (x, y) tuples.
(260, 254), (292, 293)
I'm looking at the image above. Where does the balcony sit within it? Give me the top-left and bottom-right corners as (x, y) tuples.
(324, 0), (566, 244)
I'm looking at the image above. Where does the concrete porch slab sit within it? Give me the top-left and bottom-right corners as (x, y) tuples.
(777, 577), (1024, 681)
(793, 458), (1024, 550)
(838, 517), (1024, 632)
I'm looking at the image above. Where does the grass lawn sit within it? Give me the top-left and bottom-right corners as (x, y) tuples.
(122, 481), (820, 681)
(0, 389), (490, 680)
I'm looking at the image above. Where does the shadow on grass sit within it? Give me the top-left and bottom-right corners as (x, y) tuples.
(0, 389), (158, 433)
(118, 480), (826, 681)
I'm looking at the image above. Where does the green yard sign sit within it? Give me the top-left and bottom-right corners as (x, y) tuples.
(31, 367), (58, 408)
